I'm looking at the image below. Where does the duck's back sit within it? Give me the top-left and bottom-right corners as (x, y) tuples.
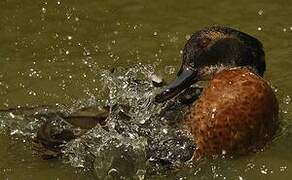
(185, 68), (278, 157)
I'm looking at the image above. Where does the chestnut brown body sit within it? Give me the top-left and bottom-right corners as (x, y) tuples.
(185, 68), (278, 157)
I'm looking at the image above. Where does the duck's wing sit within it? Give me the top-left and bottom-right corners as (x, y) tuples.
(64, 106), (109, 129)
(0, 105), (110, 159)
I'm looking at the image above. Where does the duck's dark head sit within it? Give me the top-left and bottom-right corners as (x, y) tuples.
(155, 26), (265, 103)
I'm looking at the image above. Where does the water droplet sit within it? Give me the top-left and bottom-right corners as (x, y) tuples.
(10, 129), (19, 135)
(222, 149), (226, 155)
(9, 112), (15, 119)
(139, 119), (146, 124)
(283, 95), (291, 105)
(260, 165), (269, 174)
(185, 34), (191, 40)
(164, 66), (176, 75)
(169, 36), (178, 43)
(258, 9), (264, 16)
(41, 7), (46, 13)
(280, 166), (287, 172)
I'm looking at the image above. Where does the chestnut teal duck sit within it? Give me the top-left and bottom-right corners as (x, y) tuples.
(155, 26), (279, 158)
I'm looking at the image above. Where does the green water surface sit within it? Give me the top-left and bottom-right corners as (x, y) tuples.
(0, 0), (291, 179)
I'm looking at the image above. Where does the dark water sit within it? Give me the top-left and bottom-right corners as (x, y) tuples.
(0, 0), (291, 179)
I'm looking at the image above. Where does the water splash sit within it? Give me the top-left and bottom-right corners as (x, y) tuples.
(62, 64), (195, 178)
(0, 105), (67, 138)
(0, 64), (195, 179)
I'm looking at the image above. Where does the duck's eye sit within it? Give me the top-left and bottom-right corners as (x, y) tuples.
(198, 38), (211, 49)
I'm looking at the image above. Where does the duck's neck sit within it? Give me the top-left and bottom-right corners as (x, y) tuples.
(197, 64), (258, 81)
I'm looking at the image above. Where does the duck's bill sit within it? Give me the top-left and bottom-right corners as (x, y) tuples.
(154, 67), (197, 103)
